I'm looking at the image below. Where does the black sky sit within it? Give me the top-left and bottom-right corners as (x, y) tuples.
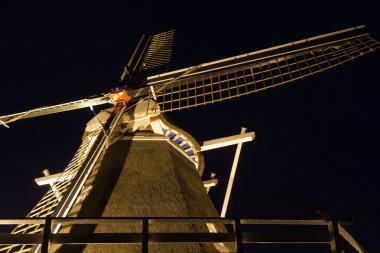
(0, 1), (379, 251)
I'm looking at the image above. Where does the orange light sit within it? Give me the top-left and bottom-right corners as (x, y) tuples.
(109, 87), (131, 105)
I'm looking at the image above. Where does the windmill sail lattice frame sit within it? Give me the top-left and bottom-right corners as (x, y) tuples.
(143, 26), (379, 112)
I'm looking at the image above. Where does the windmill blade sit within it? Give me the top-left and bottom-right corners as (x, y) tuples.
(0, 94), (111, 127)
(119, 30), (174, 87)
(141, 30), (174, 71)
(144, 25), (379, 112)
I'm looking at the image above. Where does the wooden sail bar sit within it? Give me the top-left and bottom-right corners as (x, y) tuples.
(0, 94), (110, 126)
(141, 26), (379, 112)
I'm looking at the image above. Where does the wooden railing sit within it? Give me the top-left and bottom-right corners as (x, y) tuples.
(0, 217), (367, 253)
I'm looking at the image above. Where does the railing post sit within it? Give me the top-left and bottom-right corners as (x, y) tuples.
(41, 217), (52, 253)
(234, 218), (244, 253)
(142, 218), (148, 253)
(328, 220), (342, 253)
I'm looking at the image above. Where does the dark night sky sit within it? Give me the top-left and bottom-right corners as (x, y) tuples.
(0, 1), (379, 251)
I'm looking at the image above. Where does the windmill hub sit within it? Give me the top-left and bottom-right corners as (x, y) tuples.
(85, 98), (161, 133)
(108, 87), (131, 105)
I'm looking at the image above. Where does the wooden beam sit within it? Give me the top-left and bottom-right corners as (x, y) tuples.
(201, 131), (255, 152)
(34, 171), (76, 186)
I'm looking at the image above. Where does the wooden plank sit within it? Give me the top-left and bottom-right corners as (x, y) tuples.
(243, 232), (330, 244)
(0, 234), (42, 245)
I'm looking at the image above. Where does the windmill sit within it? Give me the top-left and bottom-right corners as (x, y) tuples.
(0, 25), (378, 253)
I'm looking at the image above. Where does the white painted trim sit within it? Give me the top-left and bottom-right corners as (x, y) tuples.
(221, 128), (247, 218)
(166, 139), (197, 166)
(150, 117), (164, 135)
(149, 85), (157, 101)
(203, 179), (218, 188)
(35, 171), (76, 186)
(201, 132), (255, 152)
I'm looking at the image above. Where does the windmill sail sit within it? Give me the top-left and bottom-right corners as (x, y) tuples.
(0, 95), (110, 127)
(119, 30), (174, 88)
(142, 26), (379, 112)
(141, 30), (174, 71)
